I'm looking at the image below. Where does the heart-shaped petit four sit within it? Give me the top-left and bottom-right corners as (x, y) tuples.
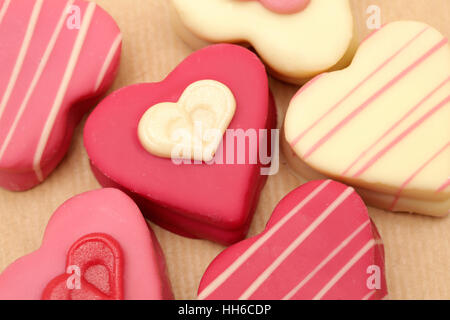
(0, 188), (173, 300)
(170, 0), (356, 84)
(84, 44), (277, 245)
(198, 180), (388, 300)
(284, 21), (450, 217)
(0, 0), (121, 191)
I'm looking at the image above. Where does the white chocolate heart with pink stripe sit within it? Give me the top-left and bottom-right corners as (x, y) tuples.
(170, 0), (355, 84)
(138, 80), (236, 162)
(285, 21), (450, 217)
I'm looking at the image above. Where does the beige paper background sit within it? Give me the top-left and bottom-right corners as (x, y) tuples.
(0, 0), (449, 300)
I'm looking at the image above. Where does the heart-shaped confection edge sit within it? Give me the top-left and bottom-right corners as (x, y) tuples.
(0, 188), (173, 300)
(0, 0), (122, 191)
(198, 180), (388, 300)
(138, 80), (237, 162)
(84, 44), (277, 245)
(284, 21), (450, 217)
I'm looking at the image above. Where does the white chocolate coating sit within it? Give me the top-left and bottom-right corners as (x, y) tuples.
(170, 0), (355, 84)
(284, 21), (450, 217)
(138, 80), (236, 162)
(281, 135), (450, 217)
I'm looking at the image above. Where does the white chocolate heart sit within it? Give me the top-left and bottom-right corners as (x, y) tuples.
(170, 0), (355, 84)
(285, 21), (450, 216)
(138, 80), (236, 162)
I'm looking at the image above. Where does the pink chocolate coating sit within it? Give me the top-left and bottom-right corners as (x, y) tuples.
(0, 188), (173, 300)
(84, 44), (277, 245)
(198, 180), (388, 300)
(0, 0), (122, 191)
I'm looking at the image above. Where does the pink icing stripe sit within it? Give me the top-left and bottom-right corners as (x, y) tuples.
(290, 27), (429, 148)
(354, 94), (450, 178)
(360, 24), (386, 45)
(303, 37), (449, 160)
(390, 142), (450, 210)
(436, 180), (450, 193)
(291, 73), (326, 102)
(342, 76), (450, 175)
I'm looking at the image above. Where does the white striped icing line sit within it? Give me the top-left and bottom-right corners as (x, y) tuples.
(312, 239), (376, 300)
(238, 187), (354, 300)
(0, 0), (11, 25)
(282, 220), (371, 300)
(362, 290), (376, 300)
(0, 0), (75, 162)
(33, 2), (96, 181)
(94, 33), (122, 92)
(197, 180), (332, 300)
(0, 0), (43, 122)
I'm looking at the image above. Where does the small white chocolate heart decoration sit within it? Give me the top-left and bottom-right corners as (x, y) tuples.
(138, 80), (236, 162)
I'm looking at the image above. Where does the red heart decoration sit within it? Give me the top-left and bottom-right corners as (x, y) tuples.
(84, 44), (276, 245)
(198, 180), (388, 300)
(42, 233), (123, 300)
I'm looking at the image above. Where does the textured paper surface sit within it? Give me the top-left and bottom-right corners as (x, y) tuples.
(0, 0), (449, 300)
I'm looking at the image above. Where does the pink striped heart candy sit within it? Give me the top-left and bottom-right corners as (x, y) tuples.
(0, 0), (121, 191)
(198, 180), (388, 300)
